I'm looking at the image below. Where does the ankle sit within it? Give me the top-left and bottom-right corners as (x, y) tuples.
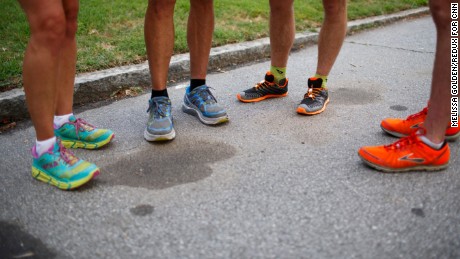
(54, 113), (73, 128)
(35, 136), (57, 157)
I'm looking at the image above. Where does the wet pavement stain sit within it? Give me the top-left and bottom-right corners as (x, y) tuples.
(0, 221), (56, 259)
(98, 140), (236, 189)
(331, 82), (382, 106)
(390, 105), (408, 111)
(411, 208), (425, 217)
(130, 205), (154, 216)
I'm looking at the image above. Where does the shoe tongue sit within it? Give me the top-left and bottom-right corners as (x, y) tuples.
(308, 78), (323, 88)
(265, 73), (275, 83)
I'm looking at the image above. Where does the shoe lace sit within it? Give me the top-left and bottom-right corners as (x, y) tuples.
(147, 98), (169, 118)
(406, 107), (428, 121)
(255, 79), (276, 91)
(58, 140), (78, 165)
(384, 128), (426, 150)
(303, 87), (323, 100)
(71, 118), (95, 140)
(194, 86), (217, 104)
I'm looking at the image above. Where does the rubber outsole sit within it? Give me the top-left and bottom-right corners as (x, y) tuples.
(357, 152), (449, 173)
(32, 166), (99, 190)
(143, 128), (176, 142)
(182, 104), (229, 125)
(296, 98), (330, 115)
(60, 134), (115, 149)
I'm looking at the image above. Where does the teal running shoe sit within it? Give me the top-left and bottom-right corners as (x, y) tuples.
(31, 140), (99, 190)
(182, 85), (228, 125)
(144, 96), (175, 141)
(54, 115), (114, 149)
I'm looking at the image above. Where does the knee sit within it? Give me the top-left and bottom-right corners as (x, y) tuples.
(269, 0), (294, 13)
(147, 0), (176, 17)
(190, 0), (213, 9)
(429, 0), (450, 29)
(33, 12), (66, 50)
(323, 0), (347, 21)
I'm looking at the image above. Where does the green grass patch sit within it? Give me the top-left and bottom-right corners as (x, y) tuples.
(0, 0), (427, 90)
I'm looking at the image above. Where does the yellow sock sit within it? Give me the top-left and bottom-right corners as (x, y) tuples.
(314, 73), (328, 89)
(270, 66), (286, 85)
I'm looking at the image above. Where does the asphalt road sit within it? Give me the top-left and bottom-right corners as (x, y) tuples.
(1, 16), (459, 259)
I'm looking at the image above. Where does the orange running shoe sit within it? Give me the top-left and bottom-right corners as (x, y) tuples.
(381, 107), (460, 141)
(358, 131), (450, 172)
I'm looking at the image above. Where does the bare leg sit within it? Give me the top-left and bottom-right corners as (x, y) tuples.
(424, 0), (452, 143)
(269, 0), (295, 68)
(316, 0), (347, 76)
(188, 0), (214, 79)
(19, 0), (66, 140)
(55, 0), (79, 116)
(144, 0), (176, 91)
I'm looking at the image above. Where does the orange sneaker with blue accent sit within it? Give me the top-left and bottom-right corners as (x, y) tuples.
(358, 131), (450, 172)
(381, 107), (460, 141)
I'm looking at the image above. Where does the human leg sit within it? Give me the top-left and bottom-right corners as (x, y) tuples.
(358, 0), (453, 172)
(144, 0), (176, 141)
(19, 0), (66, 141)
(237, 0), (293, 103)
(182, 0), (228, 125)
(297, 0), (347, 115)
(19, 0), (99, 189)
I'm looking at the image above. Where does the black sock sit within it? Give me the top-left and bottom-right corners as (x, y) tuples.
(151, 89), (168, 99)
(190, 79), (206, 90)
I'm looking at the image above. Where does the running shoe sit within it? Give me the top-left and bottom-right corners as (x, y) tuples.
(182, 85), (228, 125)
(297, 77), (329, 115)
(358, 131), (450, 172)
(381, 107), (460, 141)
(237, 72), (288, 102)
(54, 115), (114, 149)
(144, 96), (175, 141)
(31, 140), (99, 190)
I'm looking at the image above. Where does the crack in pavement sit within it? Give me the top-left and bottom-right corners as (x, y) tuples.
(346, 40), (434, 54)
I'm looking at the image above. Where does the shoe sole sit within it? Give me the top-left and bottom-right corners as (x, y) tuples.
(296, 98), (330, 115)
(236, 93), (288, 103)
(60, 133), (115, 149)
(32, 166), (99, 190)
(380, 125), (460, 141)
(182, 104), (229, 125)
(358, 152), (449, 173)
(144, 128), (176, 142)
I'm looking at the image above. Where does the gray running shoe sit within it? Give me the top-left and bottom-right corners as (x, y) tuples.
(144, 96), (175, 141)
(297, 77), (329, 115)
(182, 85), (229, 125)
(237, 72), (288, 102)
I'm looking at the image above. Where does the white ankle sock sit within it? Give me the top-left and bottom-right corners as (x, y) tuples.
(36, 136), (57, 156)
(419, 135), (443, 150)
(54, 113), (73, 128)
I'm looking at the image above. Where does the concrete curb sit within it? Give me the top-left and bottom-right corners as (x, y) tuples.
(0, 7), (429, 121)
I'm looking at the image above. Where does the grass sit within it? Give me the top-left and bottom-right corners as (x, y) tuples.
(0, 0), (427, 90)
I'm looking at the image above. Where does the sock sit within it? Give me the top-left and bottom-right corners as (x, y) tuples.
(419, 135), (444, 150)
(190, 79), (206, 90)
(151, 89), (169, 99)
(36, 136), (57, 157)
(270, 66), (286, 85)
(314, 73), (328, 88)
(54, 113), (73, 128)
